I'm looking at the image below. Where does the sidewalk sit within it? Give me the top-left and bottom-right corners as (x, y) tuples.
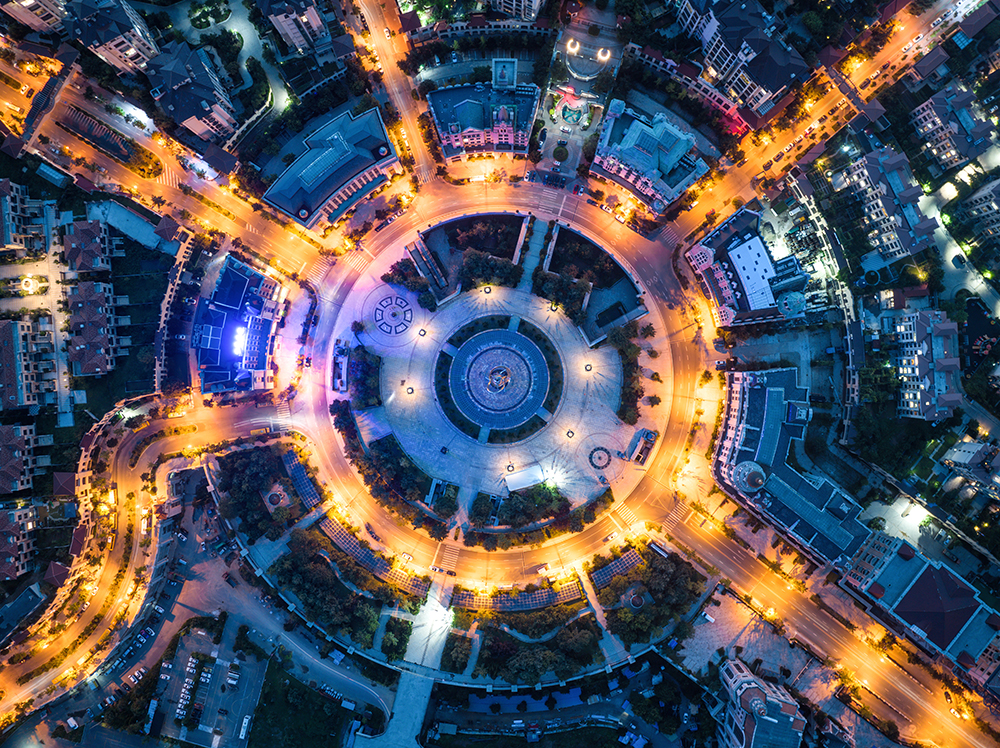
(576, 561), (628, 665)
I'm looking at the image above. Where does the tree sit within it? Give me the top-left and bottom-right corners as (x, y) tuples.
(592, 68), (615, 95)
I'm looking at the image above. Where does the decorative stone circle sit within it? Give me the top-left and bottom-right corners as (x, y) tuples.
(373, 295), (413, 335)
(448, 329), (550, 430)
(589, 447), (612, 470)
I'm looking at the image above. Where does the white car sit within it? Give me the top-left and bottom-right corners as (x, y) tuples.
(603, 531), (618, 543)
(914, 34), (923, 43)
(903, 43), (912, 52)
(383, 27), (390, 39)
(400, 552), (412, 561)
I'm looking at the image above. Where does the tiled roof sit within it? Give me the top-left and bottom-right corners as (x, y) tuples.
(893, 565), (980, 651)
(63, 220), (104, 272)
(0, 321), (21, 411)
(67, 281), (112, 375)
(0, 425), (26, 495)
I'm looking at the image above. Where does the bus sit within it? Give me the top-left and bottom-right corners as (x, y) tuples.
(107, 535), (115, 552)
(239, 715), (252, 740)
(249, 427), (270, 437)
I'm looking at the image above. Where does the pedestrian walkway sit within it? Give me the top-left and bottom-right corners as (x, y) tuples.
(662, 500), (689, 532)
(357, 670), (433, 748)
(516, 218), (548, 291)
(342, 250), (371, 273)
(576, 561), (628, 666)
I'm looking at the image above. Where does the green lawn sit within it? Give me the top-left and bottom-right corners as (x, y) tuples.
(248, 662), (350, 748)
(912, 456), (936, 482)
(932, 432), (960, 461)
(432, 728), (622, 748)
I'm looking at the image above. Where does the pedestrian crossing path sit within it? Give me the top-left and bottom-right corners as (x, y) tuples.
(663, 500), (689, 532)
(434, 542), (460, 571)
(275, 400), (291, 421)
(157, 167), (182, 189)
(616, 504), (639, 528)
(306, 256), (335, 285)
(342, 251), (370, 273)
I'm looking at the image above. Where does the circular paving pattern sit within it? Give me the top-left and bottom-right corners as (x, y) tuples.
(589, 447), (612, 470)
(373, 295), (413, 335)
(449, 329), (549, 430)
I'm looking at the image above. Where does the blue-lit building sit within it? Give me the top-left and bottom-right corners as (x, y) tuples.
(193, 256), (282, 393)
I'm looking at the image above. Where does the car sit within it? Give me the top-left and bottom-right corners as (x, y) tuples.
(536, 564), (549, 574)
(762, 160), (772, 170)
(365, 523), (381, 542)
(902, 43), (912, 52)
(881, 61), (891, 70)
(603, 531), (618, 542)
(161, 673), (171, 681)
(18, 84), (27, 95)
(451, 51), (458, 63)
(683, 714), (690, 724)
(774, 152), (784, 162)
(400, 552), (412, 561)
(953, 254), (967, 267)
(860, 79), (870, 89)
(838, 98), (846, 106)
(557, 139), (568, 146)
(129, 674), (138, 684)
(944, 691), (953, 703)
(538, 128), (547, 144)
(715, 359), (728, 371)
(914, 33), (923, 43)
(174, 334), (186, 340)
(572, 184), (585, 194)
(446, 569), (457, 576)
(560, 126), (570, 133)
(430, 565), (444, 573)
(219, 708), (229, 715)
(951, 708), (961, 718)
(818, 115), (828, 123)
(121, 683), (132, 692)
(137, 634), (147, 644)
(794, 135), (803, 143)
(552, 165), (561, 172)
(384, 27), (390, 39)
(200, 541), (206, 551)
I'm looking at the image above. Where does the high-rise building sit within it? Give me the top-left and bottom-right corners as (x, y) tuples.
(718, 659), (806, 748)
(258, 0), (332, 54)
(148, 42), (238, 141)
(0, 0), (64, 32)
(491, 0), (544, 21)
(66, 0), (159, 75)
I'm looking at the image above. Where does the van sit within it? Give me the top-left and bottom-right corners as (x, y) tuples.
(560, 126), (570, 133)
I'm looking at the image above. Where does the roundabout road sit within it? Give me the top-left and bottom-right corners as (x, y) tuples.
(290, 177), (706, 584)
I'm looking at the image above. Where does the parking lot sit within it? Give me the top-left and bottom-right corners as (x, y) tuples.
(157, 628), (268, 747)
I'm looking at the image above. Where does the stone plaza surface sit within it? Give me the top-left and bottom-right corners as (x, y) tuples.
(335, 255), (658, 507)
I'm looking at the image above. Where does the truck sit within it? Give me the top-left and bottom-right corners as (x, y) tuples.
(632, 430), (659, 465)
(332, 340), (350, 392)
(223, 572), (237, 588)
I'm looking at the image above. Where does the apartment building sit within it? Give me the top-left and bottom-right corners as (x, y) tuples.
(65, 280), (125, 376)
(592, 98), (709, 214)
(957, 177), (1000, 240)
(718, 659), (806, 748)
(264, 107), (400, 228)
(673, 0), (808, 124)
(0, 0), (64, 32)
(686, 207), (809, 327)
(491, 0), (543, 21)
(426, 60), (540, 160)
(838, 148), (938, 264)
(148, 42), (238, 141)
(66, 0), (159, 75)
(885, 309), (961, 420)
(0, 179), (52, 258)
(0, 504), (37, 579)
(0, 316), (56, 411)
(845, 531), (1000, 675)
(0, 424), (37, 495)
(713, 367), (869, 564)
(911, 86), (994, 171)
(258, 0), (331, 55)
(63, 219), (109, 272)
